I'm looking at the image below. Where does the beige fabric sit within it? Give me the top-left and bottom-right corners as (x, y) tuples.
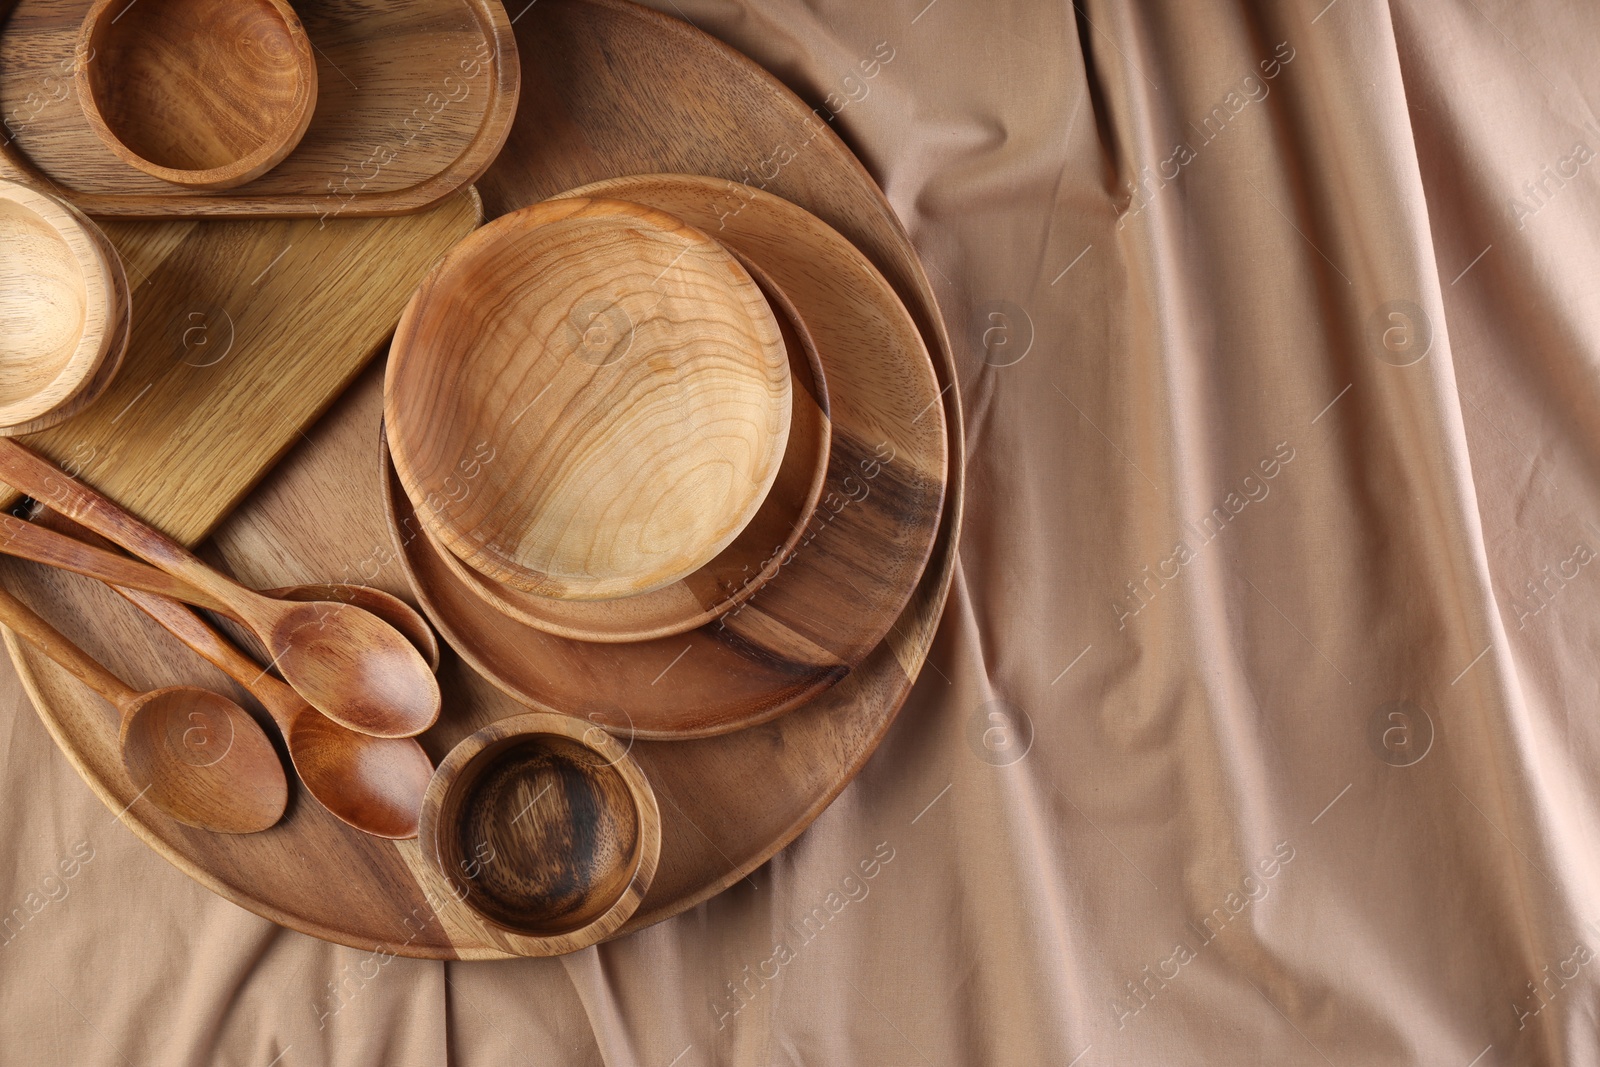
(4, 0), (1600, 1062)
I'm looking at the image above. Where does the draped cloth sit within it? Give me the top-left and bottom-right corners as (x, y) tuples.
(2, 0), (1598, 1062)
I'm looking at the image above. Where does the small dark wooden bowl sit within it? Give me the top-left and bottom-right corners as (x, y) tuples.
(418, 713), (660, 951)
(75, 0), (318, 190)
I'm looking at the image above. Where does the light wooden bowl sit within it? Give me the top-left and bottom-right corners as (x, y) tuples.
(417, 712), (660, 953)
(75, 0), (318, 190)
(0, 179), (130, 435)
(427, 253), (831, 643)
(386, 197), (791, 601)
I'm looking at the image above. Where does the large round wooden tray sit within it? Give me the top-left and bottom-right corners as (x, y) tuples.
(1, 0), (964, 958)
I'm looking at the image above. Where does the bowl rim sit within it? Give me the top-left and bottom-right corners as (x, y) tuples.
(0, 179), (126, 428)
(417, 711), (662, 951)
(385, 195), (793, 601)
(73, 0), (319, 190)
(423, 251), (833, 643)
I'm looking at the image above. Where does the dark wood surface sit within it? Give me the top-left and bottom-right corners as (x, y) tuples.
(0, 0), (518, 216)
(2, 0), (964, 957)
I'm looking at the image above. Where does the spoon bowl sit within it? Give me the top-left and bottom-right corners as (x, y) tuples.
(266, 597), (440, 739)
(117, 685), (287, 834)
(285, 710), (433, 839)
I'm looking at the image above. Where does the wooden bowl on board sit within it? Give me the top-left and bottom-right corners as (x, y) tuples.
(427, 252), (832, 643)
(75, 0), (319, 190)
(0, 179), (131, 435)
(385, 196), (791, 601)
(417, 712), (660, 954)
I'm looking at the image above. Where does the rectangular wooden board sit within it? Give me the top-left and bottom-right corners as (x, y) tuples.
(0, 187), (483, 544)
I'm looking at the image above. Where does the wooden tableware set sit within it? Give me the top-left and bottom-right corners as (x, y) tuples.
(0, 0), (962, 958)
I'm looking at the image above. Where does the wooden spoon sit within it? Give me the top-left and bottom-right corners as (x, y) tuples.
(113, 586), (432, 840)
(0, 438), (440, 739)
(0, 512), (439, 672)
(0, 585), (285, 834)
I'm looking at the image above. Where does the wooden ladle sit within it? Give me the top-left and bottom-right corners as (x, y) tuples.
(0, 438), (440, 739)
(0, 585), (286, 834)
(0, 512), (439, 673)
(114, 586), (432, 840)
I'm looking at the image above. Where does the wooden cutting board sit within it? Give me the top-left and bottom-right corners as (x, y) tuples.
(0, 188), (483, 543)
(2, 0), (964, 957)
(0, 0), (517, 217)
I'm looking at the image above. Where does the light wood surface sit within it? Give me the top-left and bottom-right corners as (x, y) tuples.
(418, 712), (659, 955)
(386, 196), (791, 601)
(1, 0), (963, 958)
(0, 437), (442, 740)
(0, 188), (483, 542)
(0, 582), (286, 834)
(389, 176), (946, 740)
(434, 256), (832, 642)
(75, 0), (317, 189)
(0, 0), (517, 216)
(0, 178), (128, 431)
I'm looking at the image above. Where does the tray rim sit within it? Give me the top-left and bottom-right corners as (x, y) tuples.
(0, 0), (521, 218)
(2, 0), (967, 959)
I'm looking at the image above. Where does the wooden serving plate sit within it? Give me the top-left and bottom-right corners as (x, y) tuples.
(1, 0), (963, 956)
(0, 0), (518, 217)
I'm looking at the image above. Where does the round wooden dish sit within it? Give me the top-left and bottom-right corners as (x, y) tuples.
(75, 0), (319, 190)
(418, 712), (659, 955)
(429, 254), (832, 643)
(385, 196), (791, 601)
(383, 177), (947, 740)
(0, 179), (131, 435)
(0, 0), (964, 958)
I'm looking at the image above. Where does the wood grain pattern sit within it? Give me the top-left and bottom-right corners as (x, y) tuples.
(433, 256), (832, 642)
(386, 179), (944, 740)
(0, 436), (443, 740)
(0, 177), (127, 431)
(75, 0), (318, 189)
(0, 187), (483, 542)
(2, 0), (964, 958)
(386, 196), (791, 600)
(0, 581), (287, 834)
(116, 586), (433, 841)
(0, 0), (517, 216)
(418, 712), (659, 954)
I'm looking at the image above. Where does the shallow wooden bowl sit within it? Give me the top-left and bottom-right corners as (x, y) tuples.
(0, 179), (130, 435)
(386, 196), (790, 601)
(383, 177), (947, 740)
(417, 712), (660, 953)
(75, 0), (318, 190)
(431, 253), (832, 643)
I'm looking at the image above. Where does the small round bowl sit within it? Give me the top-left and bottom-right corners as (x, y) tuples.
(386, 197), (791, 601)
(75, 0), (318, 190)
(428, 253), (831, 643)
(0, 179), (131, 435)
(418, 713), (660, 952)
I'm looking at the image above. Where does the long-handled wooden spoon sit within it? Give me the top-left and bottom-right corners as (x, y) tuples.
(113, 586), (433, 839)
(0, 438), (440, 739)
(0, 585), (286, 833)
(0, 513), (440, 672)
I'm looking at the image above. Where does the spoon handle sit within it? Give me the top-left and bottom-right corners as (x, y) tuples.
(0, 439), (255, 618)
(110, 586), (296, 732)
(0, 583), (139, 709)
(0, 514), (234, 616)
